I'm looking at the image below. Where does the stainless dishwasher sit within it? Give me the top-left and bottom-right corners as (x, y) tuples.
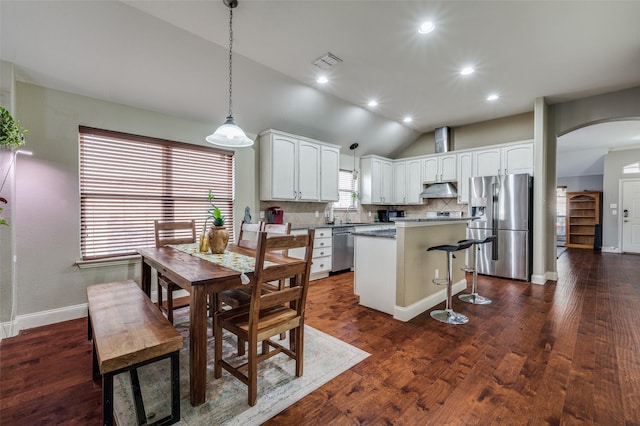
(331, 226), (355, 273)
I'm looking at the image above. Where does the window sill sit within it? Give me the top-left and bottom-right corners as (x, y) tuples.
(75, 254), (141, 269)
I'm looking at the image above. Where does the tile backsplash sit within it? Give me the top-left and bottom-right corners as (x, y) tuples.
(258, 199), (468, 226)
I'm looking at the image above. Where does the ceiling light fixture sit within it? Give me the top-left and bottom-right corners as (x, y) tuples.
(460, 66), (475, 75)
(487, 94), (499, 101)
(403, 116), (413, 123)
(206, 0), (253, 148)
(418, 21), (435, 34)
(367, 100), (378, 107)
(350, 143), (359, 180)
(317, 76), (329, 84)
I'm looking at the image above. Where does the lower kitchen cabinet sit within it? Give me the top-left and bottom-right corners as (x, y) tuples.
(290, 227), (332, 280)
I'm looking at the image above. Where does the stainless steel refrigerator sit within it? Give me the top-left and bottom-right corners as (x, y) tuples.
(468, 173), (533, 281)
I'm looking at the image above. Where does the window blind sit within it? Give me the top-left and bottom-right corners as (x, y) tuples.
(79, 126), (234, 260)
(334, 169), (358, 209)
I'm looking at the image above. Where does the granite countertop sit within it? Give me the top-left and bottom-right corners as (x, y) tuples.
(393, 217), (476, 223)
(351, 229), (397, 239)
(291, 222), (387, 230)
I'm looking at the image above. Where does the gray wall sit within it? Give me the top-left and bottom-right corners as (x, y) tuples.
(5, 82), (257, 327)
(550, 85), (640, 250)
(557, 175), (604, 192)
(603, 148), (640, 250)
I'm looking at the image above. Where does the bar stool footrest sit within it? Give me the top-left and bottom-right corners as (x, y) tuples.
(432, 277), (449, 286)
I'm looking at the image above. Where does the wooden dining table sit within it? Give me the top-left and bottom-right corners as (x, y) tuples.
(137, 243), (296, 407)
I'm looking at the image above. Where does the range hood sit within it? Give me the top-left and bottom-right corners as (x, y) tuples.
(420, 182), (458, 199)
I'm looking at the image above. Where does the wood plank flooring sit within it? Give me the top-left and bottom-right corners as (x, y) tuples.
(1, 248), (639, 425)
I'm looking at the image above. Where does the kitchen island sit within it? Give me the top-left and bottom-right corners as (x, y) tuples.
(353, 218), (474, 321)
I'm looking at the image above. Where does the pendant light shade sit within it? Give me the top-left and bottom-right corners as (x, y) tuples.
(350, 142), (359, 180)
(206, 0), (254, 148)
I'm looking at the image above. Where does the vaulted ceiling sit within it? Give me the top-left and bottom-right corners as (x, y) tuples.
(2, 0), (640, 164)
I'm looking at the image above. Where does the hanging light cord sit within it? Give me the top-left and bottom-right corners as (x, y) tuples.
(227, 7), (234, 117)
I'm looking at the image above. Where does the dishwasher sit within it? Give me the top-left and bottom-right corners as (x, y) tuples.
(331, 226), (355, 273)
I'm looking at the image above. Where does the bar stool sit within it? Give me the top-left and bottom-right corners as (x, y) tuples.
(426, 240), (474, 324)
(458, 235), (496, 305)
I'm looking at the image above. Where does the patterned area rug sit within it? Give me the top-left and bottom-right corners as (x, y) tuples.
(113, 315), (369, 425)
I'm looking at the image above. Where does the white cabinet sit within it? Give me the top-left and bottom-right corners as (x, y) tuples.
(290, 227), (331, 280)
(320, 145), (340, 201)
(456, 151), (473, 204)
(393, 161), (407, 204)
(394, 158), (423, 204)
(260, 129), (340, 202)
(473, 141), (533, 177)
(360, 155), (393, 204)
(422, 154), (456, 183)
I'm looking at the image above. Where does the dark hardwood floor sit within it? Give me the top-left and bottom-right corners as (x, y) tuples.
(1, 249), (639, 425)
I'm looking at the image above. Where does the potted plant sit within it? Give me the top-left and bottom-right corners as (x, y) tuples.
(1, 106), (28, 149)
(206, 190), (229, 254)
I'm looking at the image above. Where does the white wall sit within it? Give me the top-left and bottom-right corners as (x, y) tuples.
(557, 175), (603, 192)
(3, 82), (257, 335)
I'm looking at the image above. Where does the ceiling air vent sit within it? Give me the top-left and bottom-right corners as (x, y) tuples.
(313, 52), (343, 70)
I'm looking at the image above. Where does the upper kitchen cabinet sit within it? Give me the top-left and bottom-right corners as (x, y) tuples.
(473, 141), (533, 177)
(361, 155), (393, 204)
(260, 129), (340, 202)
(320, 145), (340, 201)
(456, 151), (473, 204)
(394, 158), (423, 204)
(422, 153), (456, 183)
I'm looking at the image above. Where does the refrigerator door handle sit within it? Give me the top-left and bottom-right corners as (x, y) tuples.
(491, 182), (499, 261)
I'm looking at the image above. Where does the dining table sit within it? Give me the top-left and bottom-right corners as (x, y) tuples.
(137, 242), (296, 407)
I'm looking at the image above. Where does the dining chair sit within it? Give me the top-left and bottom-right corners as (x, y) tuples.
(214, 229), (315, 406)
(154, 219), (196, 324)
(236, 220), (265, 250)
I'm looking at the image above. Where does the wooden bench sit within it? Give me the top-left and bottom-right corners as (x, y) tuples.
(87, 280), (183, 426)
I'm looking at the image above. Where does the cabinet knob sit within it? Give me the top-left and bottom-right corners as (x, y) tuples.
(319, 242), (324, 246)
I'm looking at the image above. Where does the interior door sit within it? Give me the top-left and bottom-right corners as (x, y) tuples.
(622, 179), (640, 253)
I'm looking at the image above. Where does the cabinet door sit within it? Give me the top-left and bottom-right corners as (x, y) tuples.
(457, 151), (473, 204)
(393, 161), (407, 204)
(440, 154), (457, 181)
(320, 146), (340, 201)
(503, 143), (533, 175)
(406, 159), (423, 204)
(474, 148), (501, 177)
(422, 157), (438, 183)
(371, 158), (383, 203)
(381, 160), (393, 204)
(271, 135), (298, 200)
(297, 141), (320, 201)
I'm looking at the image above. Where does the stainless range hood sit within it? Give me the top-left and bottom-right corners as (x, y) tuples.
(420, 182), (458, 199)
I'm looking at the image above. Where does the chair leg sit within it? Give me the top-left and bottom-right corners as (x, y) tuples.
(213, 316), (223, 379)
(167, 285), (174, 324)
(295, 325), (304, 377)
(248, 341), (257, 406)
(157, 281), (164, 313)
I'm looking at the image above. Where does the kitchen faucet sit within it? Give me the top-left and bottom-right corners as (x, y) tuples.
(345, 205), (356, 224)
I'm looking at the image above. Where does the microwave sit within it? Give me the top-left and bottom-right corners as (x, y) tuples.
(378, 209), (405, 222)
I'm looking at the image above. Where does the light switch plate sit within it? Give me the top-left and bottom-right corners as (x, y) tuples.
(610, 203), (617, 209)
(259, 211), (265, 219)
(612, 209), (617, 215)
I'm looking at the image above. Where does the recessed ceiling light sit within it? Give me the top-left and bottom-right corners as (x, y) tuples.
(403, 116), (413, 123)
(460, 66), (474, 76)
(418, 22), (435, 34)
(487, 94), (499, 101)
(367, 100), (378, 107)
(317, 76), (329, 84)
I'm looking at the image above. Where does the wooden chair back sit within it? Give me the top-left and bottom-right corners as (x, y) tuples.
(263, 222), (292, 255)
(154, 220), (196, 247)
(249, 229), (315, 332)
(237, 220), (265, 250)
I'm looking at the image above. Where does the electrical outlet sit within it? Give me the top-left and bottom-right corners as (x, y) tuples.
(434, 269), (439, 278)
(612, 209), (617, 215)
(259, 211), (265, 219)
(368, 211), (372, 217)
(315, 211), (319, 218)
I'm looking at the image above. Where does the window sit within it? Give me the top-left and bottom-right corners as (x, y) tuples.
(334, 169), (358, 209)
(79, 127), (234, 260)
(556, 186), (567, 245)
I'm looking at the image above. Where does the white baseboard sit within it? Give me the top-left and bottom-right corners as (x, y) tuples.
(0, 303), (88, 340)
(531, 274), (547, 285)
(546, 271), (558, 282)
(393, 279), (467, 322)
(601, 246), (621, 253)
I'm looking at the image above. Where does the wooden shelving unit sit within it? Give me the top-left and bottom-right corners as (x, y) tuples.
(565, 191), (601, 249)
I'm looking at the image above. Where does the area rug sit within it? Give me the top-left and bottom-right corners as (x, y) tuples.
(112, 315), (369, 425)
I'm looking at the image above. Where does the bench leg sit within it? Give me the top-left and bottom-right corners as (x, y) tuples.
(130, 369), (148, 425)
(92, 340), (101, 381)
(103, 372), (114, 426)
(169, 351), (181, 424)
(87, 309), (92, 341)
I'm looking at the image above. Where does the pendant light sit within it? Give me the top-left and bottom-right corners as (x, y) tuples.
(350, 143), (359, 180)
(206, 0), (253, 148)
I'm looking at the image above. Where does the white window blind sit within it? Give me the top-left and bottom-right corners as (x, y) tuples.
(79, 126), (234, 260)
(334, 169), (358, 209)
